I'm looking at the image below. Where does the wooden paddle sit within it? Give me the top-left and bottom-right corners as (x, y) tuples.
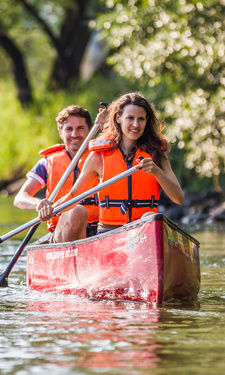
(0, 117), (103, 287)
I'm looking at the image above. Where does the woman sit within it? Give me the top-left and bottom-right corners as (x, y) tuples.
(38, 92), (184, 234)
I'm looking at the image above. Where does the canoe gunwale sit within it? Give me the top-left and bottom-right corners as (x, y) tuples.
(27, 213), (199, 252)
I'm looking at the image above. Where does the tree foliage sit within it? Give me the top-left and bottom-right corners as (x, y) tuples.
(96, 0), (225, 178)
(0, 0), (105, 104)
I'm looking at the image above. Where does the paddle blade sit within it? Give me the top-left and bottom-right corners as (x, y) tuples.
(0, 270), (8, 287)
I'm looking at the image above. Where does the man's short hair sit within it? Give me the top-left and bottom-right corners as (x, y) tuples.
(56, 105), (92, 130)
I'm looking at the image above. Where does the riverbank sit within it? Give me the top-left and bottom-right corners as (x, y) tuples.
(159, 188), (225, 226)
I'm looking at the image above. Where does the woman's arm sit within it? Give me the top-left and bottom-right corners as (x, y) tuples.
(65, 151), (102, 200)
(37, 151), (103, 221)
(138, 155), (184, 205)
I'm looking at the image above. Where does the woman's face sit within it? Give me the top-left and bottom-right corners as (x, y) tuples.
(116, 104), (147, 144)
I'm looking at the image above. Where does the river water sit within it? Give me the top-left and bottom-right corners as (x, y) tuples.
(0, 197), (225, 374)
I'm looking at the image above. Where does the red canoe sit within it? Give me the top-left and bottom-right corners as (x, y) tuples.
(27, 213), (200, 304)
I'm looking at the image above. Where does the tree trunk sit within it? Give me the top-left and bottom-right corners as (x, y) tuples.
(49, 0), (91, 89)
(1, 0), (95, 102)
(50, 25), (90, 89)
(0, 31), (33, 106)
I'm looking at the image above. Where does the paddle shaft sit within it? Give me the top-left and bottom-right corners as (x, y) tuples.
(0, 165), (139, 242)
(0, 223), (40, 286)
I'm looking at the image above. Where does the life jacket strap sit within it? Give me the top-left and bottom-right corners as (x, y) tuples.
(80, 194), (99, 206)
(99, 195), (158, 214)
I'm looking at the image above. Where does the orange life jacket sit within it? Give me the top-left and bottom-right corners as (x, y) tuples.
(39, 144), (99, 231)
(89, 140), (160, 225)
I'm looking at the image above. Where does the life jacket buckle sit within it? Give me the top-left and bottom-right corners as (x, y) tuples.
(94, 194), (99, 206)
(150, 195), (155, 208)
(105, 195), (110, 209)
(120, 202), (128, 215)
(126, 200), (132, 207)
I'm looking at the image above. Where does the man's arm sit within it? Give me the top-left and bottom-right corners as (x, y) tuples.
(14, 178), (44, 210)
(14, 157), (48, 210)
(37, 151), (102, 222)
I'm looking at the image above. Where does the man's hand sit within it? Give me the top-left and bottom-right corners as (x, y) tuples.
(94, 107), (108, 130)
(36, 199), (54, 221)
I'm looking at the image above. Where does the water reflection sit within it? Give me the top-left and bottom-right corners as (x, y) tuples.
(1, 289), (162, 372)
(29, 298), (161, 368)
(1, 271), (225, 375)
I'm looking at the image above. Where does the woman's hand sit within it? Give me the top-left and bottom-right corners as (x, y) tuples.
(137, 157), (159, 175)
(137, 156), (184, 204)
(36, 199), (54, 221)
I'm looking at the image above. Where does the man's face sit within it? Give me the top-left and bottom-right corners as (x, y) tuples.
(59, 116), (90, 157)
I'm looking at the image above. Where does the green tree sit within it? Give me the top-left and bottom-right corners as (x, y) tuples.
(96, 0), (225, 181)
(0, 0), (105, 105)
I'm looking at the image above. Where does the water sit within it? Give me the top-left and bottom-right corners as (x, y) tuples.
(0, 197), (225, 374)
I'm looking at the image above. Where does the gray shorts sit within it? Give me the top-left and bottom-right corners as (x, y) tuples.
(48, 222), (98, 243)
(48, 231), (56, 243)
(36, 222), (98, 245)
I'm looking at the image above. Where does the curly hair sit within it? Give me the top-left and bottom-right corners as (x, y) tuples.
(56, 105), (92, 130)
(100, 92), (167, 166)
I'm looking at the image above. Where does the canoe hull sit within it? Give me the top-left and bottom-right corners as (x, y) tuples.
(27, 214), (200, 304)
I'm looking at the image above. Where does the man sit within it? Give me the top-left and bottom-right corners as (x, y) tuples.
(14, 105), (100, 242)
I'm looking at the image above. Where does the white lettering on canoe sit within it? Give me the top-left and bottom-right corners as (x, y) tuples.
(46, 248), (78, 260)
(126, 231), (147, 251)
(140, 234), (147, 243)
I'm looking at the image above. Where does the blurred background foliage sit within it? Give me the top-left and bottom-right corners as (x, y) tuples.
(0, 0), (224, 192)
